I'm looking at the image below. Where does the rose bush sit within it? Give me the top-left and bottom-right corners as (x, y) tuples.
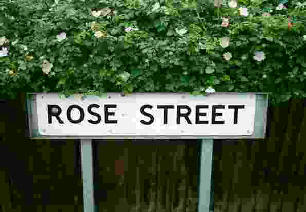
(0, 0), (305, 106)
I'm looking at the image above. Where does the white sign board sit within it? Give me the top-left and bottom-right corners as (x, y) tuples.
(26, 92), (268, 139)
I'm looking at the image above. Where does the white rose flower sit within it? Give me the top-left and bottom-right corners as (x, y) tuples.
(12, 39), (18, 46)
(125, 27), (138, 32)
(119, 72), (130, 82)
(262, 12), (271, 17)
(253, 51), (266, 62)
(0, 37), (5, 46)
(228, 0), (237, 8)
(57, 32), (66, 42)
(9, 70), (15, 75)
(152, 2), (160, 12)
(0, 36), (9, 46)
(205, 86), (215, 93)
(42, 60), (53, 75)
(276, 3), (286, 10)
(0, 47), (9, 57)
(220, 37), (230, 48)
(221, 17), (230, 27)
(91, 22), (99, 31)
(175, 28), (188, 36)
(241, 55), (247, 60)
(303, 35), (306, 41)
(125, 27), (133, 32)
(100, 8), (112, 16)
(223, 52), (232, 61)
(95, 31), (103, 38)
(239, 7), (248, 16)
(20, 45), (28, 51)
(91, 10), (102, 17)
(214, 0), (222, 8)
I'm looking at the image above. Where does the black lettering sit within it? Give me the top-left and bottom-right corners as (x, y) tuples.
(48, 105), (63, 124)
(67, 105), (85, 124)
(228, 105), (245, 124)
(212, 105), (225, 124)
(157, 105), (175, 124)
(105, 104), (117, 124)
(140, 105), (154, 125)
(195, 105), (209, 124)
(177, 105), (192, 124)
(87, 104), (101, 124)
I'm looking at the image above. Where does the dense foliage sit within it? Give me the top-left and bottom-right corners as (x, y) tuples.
(1, 0), (305, 105)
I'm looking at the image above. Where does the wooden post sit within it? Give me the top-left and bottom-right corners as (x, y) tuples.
(81, 139), (95, 212)
(198, 139), (214, 212)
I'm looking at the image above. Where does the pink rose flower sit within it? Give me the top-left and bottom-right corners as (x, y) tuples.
(221, 17), (230, 27)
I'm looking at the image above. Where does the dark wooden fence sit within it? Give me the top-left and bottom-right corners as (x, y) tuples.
(0, 95), (305, 211)
(213, 98), (306, 212)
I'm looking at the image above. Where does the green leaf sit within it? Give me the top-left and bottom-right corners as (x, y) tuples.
(119, 71), (130, 82)
(155, 22), (166, 32)
(279, 94), (291, 102)
(19, 62), (27, 70)
(152, 2), (160, 12)
(221, 75), (230, 81)
(166, 30), (174, 36)
(214, 79), (220, 85)
(95, 57), (102, 65)
(131, 69), (141, 77)
(228, 85), (234, 91)
(205, 66), (215, 74)
(240, 76), (248, 82)
(249, 37), (257, 42)
(175, 28), (188, 36)
(180, 75), (189, 85)
(275, 78), (282, 84)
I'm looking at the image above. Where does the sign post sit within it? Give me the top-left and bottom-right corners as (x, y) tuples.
(26, 92), (268, 212)
(198, 139), (214, 212)
(80, 139), (95, 212)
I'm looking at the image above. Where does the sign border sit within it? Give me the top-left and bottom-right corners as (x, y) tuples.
(26, 92), (268, 140)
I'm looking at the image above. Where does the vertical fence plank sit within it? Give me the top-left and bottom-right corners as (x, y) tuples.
(269, 190), (282, 212)
(0, 171), (10, 206)
(227, 195), (241, 212)
(254, 189), (270, 211)
(176, 144), (187, 212)
(148, 148), (157, 212)
(296, 193), (306, 212)
(221, 191), (229, 212)
(186, 141), (198, 212)
(240, 192), (255, 211)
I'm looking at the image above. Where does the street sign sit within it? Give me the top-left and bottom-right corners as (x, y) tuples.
(26, 92), (268, 212)
(26, 92), (267, 139)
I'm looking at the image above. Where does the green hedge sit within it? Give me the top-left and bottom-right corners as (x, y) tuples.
(1, 0), (305, 106)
